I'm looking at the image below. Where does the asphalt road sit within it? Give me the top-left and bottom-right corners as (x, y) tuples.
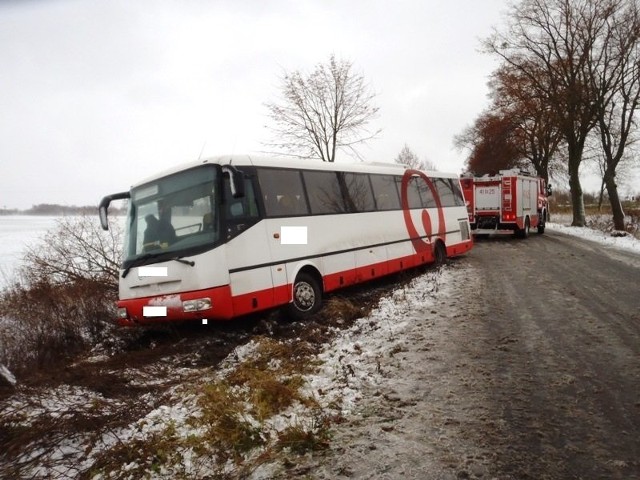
(453, 230), (640, 479)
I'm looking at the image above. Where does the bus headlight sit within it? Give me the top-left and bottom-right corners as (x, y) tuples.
(182, 298), (212, 312)
(117, 307), (128, 319)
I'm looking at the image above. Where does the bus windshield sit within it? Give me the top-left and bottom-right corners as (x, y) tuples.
(123, 165), (220, 263)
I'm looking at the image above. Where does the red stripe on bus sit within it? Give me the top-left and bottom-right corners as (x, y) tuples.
(117, 238), (473, 325)
(117, 285), (234, 325)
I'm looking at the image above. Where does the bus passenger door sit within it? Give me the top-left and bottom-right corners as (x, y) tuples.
(265, 219), (298, 305)
(223, 175), (280, 315)
(265, 220), (310, 305)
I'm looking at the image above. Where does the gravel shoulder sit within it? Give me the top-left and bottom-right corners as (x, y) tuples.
(292, 231), (640, 479)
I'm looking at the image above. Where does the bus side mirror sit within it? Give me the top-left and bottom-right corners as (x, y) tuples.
(546, 184), (553, 197)
(222, 165), (245, 199)
(98, 191), (130, 230)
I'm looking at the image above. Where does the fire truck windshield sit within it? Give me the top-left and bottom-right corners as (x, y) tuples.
(122, 165), (221, 266)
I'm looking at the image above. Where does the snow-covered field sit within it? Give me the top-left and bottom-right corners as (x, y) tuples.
(0, 216), (61, 286)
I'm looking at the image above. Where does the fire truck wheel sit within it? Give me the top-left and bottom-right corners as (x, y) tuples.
(537, 213), (546, 234)
(433, 241), (447, 266)
(516, 217), (530, 239)
(287, 272), (323, 320)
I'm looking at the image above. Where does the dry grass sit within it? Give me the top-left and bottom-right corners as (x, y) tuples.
(320, 296), (365, 323)
(83, 335), (333, 478)
(196, 383), (267, 461)
(0, 279), (117, 377)
(276, 418), (331, 455)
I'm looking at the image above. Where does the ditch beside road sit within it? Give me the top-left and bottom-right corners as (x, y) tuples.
(294, 230), (640, 479)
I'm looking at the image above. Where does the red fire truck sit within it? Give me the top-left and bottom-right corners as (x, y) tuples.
(460, 169), (551, 238)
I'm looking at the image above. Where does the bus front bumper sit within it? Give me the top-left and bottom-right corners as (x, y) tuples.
(116, 285), (234, 326)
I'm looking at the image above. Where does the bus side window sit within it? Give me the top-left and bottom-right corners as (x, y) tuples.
(303, 171), (346, 214)
(400, 176), (423, 209)
(417, 178), (436, 208)
(224, 175), (260, 239)
(343, 173), (375, 212)
(434, 178), (457, 207)
(450, 179), (466, 206)
(224, 177), (259, 218)
(257, 168), (309, 217)
(370, 174), (401, 211)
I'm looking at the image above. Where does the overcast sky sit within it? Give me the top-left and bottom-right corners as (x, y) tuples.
(1, 0), (517, 210)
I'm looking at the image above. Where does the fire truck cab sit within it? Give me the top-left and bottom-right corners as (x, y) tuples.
(460, 169), (551, 238)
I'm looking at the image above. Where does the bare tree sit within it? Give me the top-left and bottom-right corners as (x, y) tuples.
(489, 64), (565, 181)
(395, 144), (437, 171)
(454, 110), (524, 175)
(265, 55), (380, 162)
(22, 215), (122, 293)
(395, 144), (421, 169)
(454, 65), (561, 178)
(590, 144), (637, 212)
(593, 0), (640, 230)
(485, 0), (620, 226)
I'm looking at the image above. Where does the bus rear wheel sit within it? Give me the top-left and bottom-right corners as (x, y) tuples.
(287, 272), (322, 320)
(433, 241), (447, 267)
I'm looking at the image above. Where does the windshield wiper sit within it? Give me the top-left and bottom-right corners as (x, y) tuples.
(121, 253), (157, 278)
(122, 253), (196, 279)
(122, 254), (196, 278)
(170, 257), (195, 267)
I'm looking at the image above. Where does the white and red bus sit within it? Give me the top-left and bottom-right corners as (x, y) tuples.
(99, 156), (473, 325)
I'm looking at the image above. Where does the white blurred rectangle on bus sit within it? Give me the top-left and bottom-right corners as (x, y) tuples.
(143, 306), (167, 317)
(280, 226), (307, 245)
(138, 266), (168, 277)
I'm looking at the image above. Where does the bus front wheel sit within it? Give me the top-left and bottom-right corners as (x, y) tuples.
(287, 272), (322, 320)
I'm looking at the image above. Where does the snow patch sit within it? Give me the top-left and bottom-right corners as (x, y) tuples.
(548, 222), (640, 253)
(301, 270), (443, 417)
(0, 363), (16, 386)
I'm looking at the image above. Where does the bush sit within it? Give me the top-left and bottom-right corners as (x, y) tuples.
(0, 215), (123, 378)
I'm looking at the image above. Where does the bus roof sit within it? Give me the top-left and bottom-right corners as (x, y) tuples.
(130, 154), (457, 189)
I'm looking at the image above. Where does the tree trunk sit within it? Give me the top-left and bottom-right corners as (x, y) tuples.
(604, 172), (626, 231)
(568, 154), (586, 227)
(598, 179), (605, 212)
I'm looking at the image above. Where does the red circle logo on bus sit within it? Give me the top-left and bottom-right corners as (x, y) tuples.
(400, 169), (446, 254)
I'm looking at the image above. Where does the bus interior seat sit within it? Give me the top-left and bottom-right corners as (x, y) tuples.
(376, 194), (389, 209)
(277, 195), (296, 215)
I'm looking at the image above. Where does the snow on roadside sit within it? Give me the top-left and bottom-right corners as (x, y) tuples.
(302, 269), (443, 416)
(250, 268), (450, 479)
(547, 220), (640, 254)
